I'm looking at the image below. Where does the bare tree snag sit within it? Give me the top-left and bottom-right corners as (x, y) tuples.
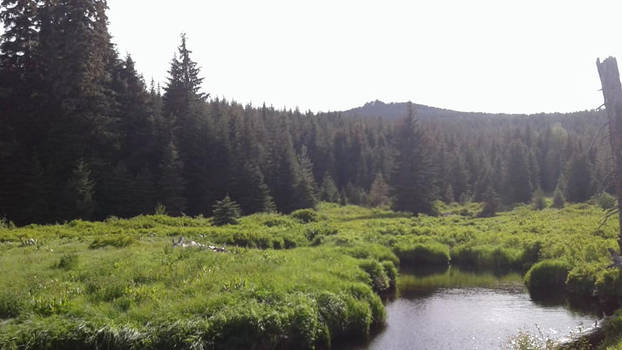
(597, 57), (622, 265)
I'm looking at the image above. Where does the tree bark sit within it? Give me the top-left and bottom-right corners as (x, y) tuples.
(597, 57), (622, 253)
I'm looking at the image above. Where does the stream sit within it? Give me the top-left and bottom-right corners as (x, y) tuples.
(351, 267), (603, 350)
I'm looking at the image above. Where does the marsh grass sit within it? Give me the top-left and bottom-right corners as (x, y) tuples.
(1, 202), (621, 349)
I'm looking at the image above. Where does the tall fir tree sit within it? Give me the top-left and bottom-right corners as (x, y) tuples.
(390, 103), (437, 215)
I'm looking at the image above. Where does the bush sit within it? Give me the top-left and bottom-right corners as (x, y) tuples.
(382, 261), (398, 289)
(212, 195), (241, 226)
(451, 245), (522, 271)
(597, 192), (617, 210)
(0, 290), (23, 318)
(524, 259), (570, 296)
(552, 187), (565, 209)
(89, 235), (135, 249)
(532, 189), (547, 210)
(394, 242), (450, 266)
(291, 209), (319, 223)
(57, 254), (79, 270)
(359, 260), (390, 293)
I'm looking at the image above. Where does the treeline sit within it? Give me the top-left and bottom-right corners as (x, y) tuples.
(0, 0), (613, 225)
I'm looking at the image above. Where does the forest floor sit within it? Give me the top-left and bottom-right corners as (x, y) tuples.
(2, 201), (622, 349)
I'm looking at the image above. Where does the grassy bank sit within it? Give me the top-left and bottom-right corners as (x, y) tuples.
(1, 202), (621, 349)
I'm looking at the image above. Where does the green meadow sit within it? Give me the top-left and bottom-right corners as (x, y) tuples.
(2, 202), (622, 349)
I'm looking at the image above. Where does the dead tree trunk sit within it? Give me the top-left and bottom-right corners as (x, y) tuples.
(597, 57), (622, 258)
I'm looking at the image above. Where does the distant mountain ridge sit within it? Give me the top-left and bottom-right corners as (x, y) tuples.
(343, 100), (600, 120)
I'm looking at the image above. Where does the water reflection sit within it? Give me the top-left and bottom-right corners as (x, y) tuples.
(349, 267), (601, 350)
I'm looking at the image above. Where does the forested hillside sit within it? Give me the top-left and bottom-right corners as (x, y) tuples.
(0, 0), (613, 226)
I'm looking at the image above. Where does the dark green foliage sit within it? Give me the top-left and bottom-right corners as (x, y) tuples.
(212, 195), (241, 226)
(320, 174), (340, 203)
(390, 103), (437, 215)
(596, 192), (617, 210)
(394, 243), (450, 266)
(565, 151), (595, 203)
(532, 188), (547, 210)
(57, 254), (79, 270)
(524, 259), (570, 296)
(552, 186), (565, 209)
(89, 235), (135, 249)
(504, 142), (533, 204)
(291, 209), (319, 223)
(0, 289), (23, 319)
(451, 245), (522, 271)
(65, 160), (96, 220)
(359, 260), (391, 293)
(0, 0), (612, 228)
(478, 188), (499, 218)
(368, 173), (391, 208)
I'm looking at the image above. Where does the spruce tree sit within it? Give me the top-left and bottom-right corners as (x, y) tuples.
(368, 173), (391, 207)
(65, 159), (95, 220)
(212, 195), (241, 226)
(504, 142), (533, 204)
(320, 173), (340, 203)
(390, 103), (437, 215)
(156, 140), (186, 216)
(295, 146), (319, 209)
(565, 152), (595, 203)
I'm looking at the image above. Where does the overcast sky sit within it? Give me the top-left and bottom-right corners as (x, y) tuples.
(107, 0), (622, 114)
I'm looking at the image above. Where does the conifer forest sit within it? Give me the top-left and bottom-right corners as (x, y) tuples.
(2, 1), (622, 350)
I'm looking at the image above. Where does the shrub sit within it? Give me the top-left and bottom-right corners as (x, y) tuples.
(359, 260), (390, 293)
(291, 209), (319, 223)
(597, 192), (617, 210)
(212, 195), (241, 226)
(382, 261), (398, 288)
(451, 245), (522, 271)
(552, 187), (565, 209)
(0, 290), (23, 318)
(89, 235), (135, 249)
(565, 264), (598, 297)
(57, 254), (79, 270)
(394, 242), (450, 266)
(532, 189), (547, 210)
(524, 259), (570, 296)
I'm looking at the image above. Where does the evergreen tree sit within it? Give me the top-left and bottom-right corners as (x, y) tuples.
(478, 188), (499, 218)
(368, 173), (391, 208)
(320, 173), (340, 203)
(532, 188), (547, 210)
(552, 186), (565, 209)
(65, 159), (95, 220)
(565, 152), (595, 203)
(295, 145), (319, 209)
(504, 142), (533, 204)
(390, 103), (437, 215)
(156, 140), (186, 216)
(212, 195), (241, 226)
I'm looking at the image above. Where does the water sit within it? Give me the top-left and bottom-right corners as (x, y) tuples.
(353, 267), (601, 350)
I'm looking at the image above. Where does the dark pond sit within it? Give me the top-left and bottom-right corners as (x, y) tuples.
(352, 267), (603, 350)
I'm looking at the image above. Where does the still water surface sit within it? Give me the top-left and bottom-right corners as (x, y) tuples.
(355, 267), (601, 350)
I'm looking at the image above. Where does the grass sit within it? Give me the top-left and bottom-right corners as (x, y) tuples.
(0, 201), (621, 349)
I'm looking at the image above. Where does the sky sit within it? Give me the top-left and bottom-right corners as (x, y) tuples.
(107, 0), (622, 114)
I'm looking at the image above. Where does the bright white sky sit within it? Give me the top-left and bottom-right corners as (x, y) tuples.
(108, 0), (622, 114)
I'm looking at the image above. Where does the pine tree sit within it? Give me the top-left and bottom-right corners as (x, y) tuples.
(320, 173), (340, 203)
(156, 140), (186, 216)
(212, 195), (241, 226)
(295, 145), (319, 209)
(368, 173), (391, 208)
(565, 152), (595, 203)
(162, 33), (209, 215)
(65, 159), (95, 220)
(390, 103), (437, 215)
(504, 142), (533, 204)
(532, 188), (547, 210)
(552, 186), (565, 209)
